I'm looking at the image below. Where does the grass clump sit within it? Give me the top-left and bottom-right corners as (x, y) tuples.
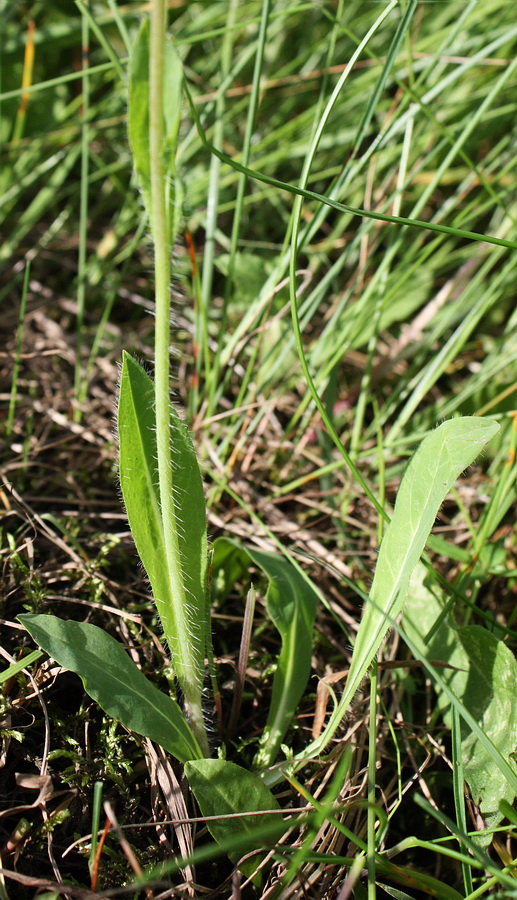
(2, 1), (517, 897)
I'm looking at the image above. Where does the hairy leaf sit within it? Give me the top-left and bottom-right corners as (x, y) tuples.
(118, 353), (208, 683)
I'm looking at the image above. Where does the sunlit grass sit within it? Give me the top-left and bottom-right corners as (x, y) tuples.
(2, 1), (517, 895)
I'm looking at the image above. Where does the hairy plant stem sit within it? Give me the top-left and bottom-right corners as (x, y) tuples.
(149, 0), (209, 757)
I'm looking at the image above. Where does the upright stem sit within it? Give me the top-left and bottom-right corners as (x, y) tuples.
(74, 2), (90, 421)
(367, 661), (378, 897)
(149, 0), (209, 756)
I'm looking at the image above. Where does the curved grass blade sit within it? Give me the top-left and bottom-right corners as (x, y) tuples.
(212, 538), (318, 768)
(0, 649), (43, 685)
(18, 614), (202, 763)
(118, 353), (208, 750)
(183, 76), (517, 253)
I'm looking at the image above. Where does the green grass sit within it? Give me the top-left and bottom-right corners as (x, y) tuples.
(2, 1), (517, 897)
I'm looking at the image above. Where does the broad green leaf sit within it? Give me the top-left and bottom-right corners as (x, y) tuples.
(128, 19), (183, 243)
(185, 759), (281, 878)
(343, 417), (499, 714)
(118, 352), (208, 684)
(404, 567), (517, 844)
(262, 417), (499, 785)
(18, 614), (202, 763)
(212, 538), (318, 768)
(455, 627), (517, 838)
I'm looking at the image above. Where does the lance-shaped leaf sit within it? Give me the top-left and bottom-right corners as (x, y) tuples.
(344, 417), (499, 705)
(18, 615), (202, 763)
(212, 538), (318, 768)
(118, 352), (208, 691)
(262, 416), (499, 785)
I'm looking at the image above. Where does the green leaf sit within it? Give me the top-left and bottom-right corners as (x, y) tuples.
(118, 353), (208, 683)
(377, 872), (463, 900)
(262, 418), (500, 786)
(377, 886), (417, 900)
(185, 759), (281, 878)
(18, 614), (202, 763)
(426, 534), (471, 563)
(128, 19), (183, 242)
(215, 253), (274, 313)
(128, 20), (152, 218)
(0, 649), (43, 685)
(343, 417), (499, 712)
(456, 627), (517, 834)
(212, 538), (318, 767)
(404, 568), (517, 845)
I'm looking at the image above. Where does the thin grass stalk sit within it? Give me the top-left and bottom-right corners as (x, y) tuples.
(149, 0), (209, 756)
(388, 250), (512, 442)
(279, 749), (353, 893)
(88, 781), (103, 879)
(11, 18), (34, 147)
(451, 706), (473, 895)
(199, 0), (238, 415)
(74, 0), (90, 421)
(342, 12), (505, 215)
(228, 584), (256, 737)
(0, 60), (116, 104)
(210, 0), (341, 460)
(341, 17), (517, 191)
(183, 75), (517, 251)
(107, 0), (131, 53)
(287, 1), (399, 523)
(350, 117), (413, 458)
(367, 660), (378, 897)
(74, 0), (124, 80)
(6, 262), (30, 439)
(207, 0), (271, 415)
(474, 416), (517, 549)
(402, 54), (517, 227)
(413, 794), (517, 888)
(374, 402), (386, 547)
(207, 305), (268, 500)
